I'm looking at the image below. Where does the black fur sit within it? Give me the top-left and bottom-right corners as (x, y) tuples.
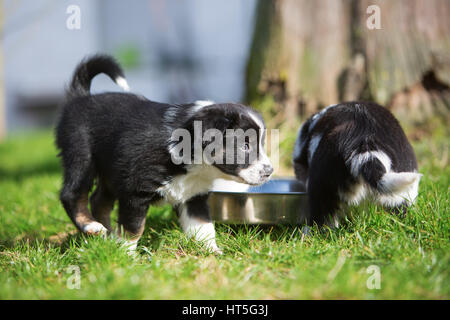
(55, 54), (272, 248)
(293, 101), (420, 226)
(68, 55), (126, 98)
(185, 194), (210, 222)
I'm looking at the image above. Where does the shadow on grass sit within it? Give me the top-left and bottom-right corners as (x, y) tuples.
(220, 223), (304, 239)
(0, 205), (310, 255)
(0, 228), (77, 253)
(0, 160), (62, 182)
(0, 230), (119, 255)
(141, 208), (309, 252)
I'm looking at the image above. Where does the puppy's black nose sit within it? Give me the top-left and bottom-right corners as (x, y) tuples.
(262, 164), (273, 177)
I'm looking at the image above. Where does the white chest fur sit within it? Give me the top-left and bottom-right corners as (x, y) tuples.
(156, 164), (230, 205)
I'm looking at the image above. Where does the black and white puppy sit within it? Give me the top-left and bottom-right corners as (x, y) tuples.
(56, 55), (273, 253)
(293, 101), (421, 227)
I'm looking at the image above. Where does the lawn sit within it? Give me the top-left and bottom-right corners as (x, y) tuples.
(0, 123), (448, 299)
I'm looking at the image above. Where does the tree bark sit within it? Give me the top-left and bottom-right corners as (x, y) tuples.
(246, 0), (450, 127)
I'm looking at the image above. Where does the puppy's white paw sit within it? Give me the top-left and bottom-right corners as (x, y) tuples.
(82, 222), (107, 235)
(120, 240), (138, 255)
(211, 246), (223, 255)
(206, 240), (223, 255)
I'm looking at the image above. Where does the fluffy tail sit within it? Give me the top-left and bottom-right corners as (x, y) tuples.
(376, 171), (422, 193)
(68, 54), (129, 97)
(351, 151), (422, 194)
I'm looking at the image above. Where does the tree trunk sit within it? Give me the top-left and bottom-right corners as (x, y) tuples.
(246, 0), (450, 127)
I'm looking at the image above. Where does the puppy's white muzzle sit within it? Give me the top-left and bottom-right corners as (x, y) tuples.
(238, 153), (273, 185)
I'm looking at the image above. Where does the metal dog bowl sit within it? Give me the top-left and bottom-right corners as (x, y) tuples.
(208, 178), (308, 225)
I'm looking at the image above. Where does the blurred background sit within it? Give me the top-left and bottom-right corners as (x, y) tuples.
(1, 0), (258, 132)
(0, 0), (449, 170)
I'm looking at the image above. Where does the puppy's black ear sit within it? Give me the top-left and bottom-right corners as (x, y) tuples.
(213, 117), (230, 133)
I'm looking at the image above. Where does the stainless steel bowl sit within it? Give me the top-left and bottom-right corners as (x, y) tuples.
(208, 178), (308, 225)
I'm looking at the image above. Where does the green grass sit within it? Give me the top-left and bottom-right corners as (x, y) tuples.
(0, 129), (448, 299)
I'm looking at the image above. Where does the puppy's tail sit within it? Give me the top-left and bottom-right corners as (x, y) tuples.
(68, 54), (129, 98)
(350, 151), (422, 194)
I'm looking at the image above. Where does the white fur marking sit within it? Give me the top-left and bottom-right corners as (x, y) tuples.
(179, 205), (221, 254)
(293, 125), (307, 159)
(239, 110), (272, 185)
(156, 164), (233, 205)
(121, 239), (138, 253)
(294, 104), (338, 160)
(248, 111), (265, 134)
(211, 179), (250, 192)
(82, 221), (107, 235)
(339, 179), (369, 205)
(193, 100), (214, 111)
(308, 134), (322, 164)
(380, 172), (422, 193)
(377, 173), (420, 207)
(349, 150), (392, 177)
(238, 156), (272, 185)
(115, 76), (130, 91)
(343, 150), (421, 207)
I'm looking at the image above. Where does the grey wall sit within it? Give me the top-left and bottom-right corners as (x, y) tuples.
(2, 0), (257, 132)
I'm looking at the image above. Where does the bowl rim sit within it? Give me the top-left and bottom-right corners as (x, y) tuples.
(209, 190), (307, 195)
(209, 177), (307, 196)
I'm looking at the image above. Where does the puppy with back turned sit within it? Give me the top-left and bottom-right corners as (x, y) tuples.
(293, 102), (421, 227)
(56, 54), (273, 253)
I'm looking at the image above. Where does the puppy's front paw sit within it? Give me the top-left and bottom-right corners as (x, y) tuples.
(82, 221), (107, 235)
(120, 240), (138, 255)
(206, 240), (223, 255)
(211, 246), (223, 255)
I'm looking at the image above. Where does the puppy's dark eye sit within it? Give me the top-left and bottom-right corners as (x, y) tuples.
(241, 142), (251, 152)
